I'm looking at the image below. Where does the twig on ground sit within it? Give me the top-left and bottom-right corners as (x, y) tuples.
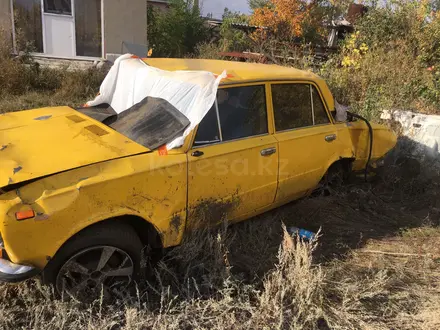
(358, 250), (439, 259)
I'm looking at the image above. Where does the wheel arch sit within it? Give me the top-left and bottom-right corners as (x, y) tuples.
(327, 156), (355, 174)
(321, 156), (355, 183)
(47, 215), (163, 268)
(115, 215), (163, 249)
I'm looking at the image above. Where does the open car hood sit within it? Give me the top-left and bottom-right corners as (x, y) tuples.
(0, 106), (149, 188)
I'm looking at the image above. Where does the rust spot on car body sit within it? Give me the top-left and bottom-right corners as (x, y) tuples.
(35, 213), (50, 221)
(13, 166), (22, 174)
(0, 145), (7, 151)
(187, 197), (240, 230)
(34, 115), (52, 121)
(170, 214), (182, 233)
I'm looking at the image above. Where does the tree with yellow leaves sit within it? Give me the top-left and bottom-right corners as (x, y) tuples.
(250, 0), (311, 39)
(249, 0), (349, 42)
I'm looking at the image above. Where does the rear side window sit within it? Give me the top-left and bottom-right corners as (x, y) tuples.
(312, 87), (330, 125)
(272, 83), (330, 132)
(272, 84), (312, 131)
(193, 85), (268, 147)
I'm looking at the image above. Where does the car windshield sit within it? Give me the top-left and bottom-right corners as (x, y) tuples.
(76, 97), (190, 150)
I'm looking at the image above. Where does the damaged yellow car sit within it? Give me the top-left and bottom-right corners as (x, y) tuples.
(0, 59), (396, 300)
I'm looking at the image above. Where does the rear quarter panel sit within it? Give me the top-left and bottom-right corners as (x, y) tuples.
(348, 121), (397, 170)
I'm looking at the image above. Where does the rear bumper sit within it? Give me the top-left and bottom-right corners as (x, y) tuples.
(0, 258), (40, 283)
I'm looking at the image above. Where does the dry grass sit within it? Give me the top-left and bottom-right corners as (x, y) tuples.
(0, 30), (106, 114)
(0, 67), (106, 113)
(0, 151), (439, 329)
(0, 28), (439, 330)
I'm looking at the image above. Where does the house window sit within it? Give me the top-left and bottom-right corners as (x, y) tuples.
(13, 0), (44, 53)
(44, 0), (72, 15)
(193, 85), (268, 147)
(75, 0), (102, 57)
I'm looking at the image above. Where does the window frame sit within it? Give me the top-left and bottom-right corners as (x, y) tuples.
(191, 83), (272, 149)
(43, 0), (73, 16)
(269, 81), (333, 134)
(311, 84), (332, 126)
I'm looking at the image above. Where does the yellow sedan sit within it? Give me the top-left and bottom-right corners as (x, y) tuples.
(0, 59), (397, 301)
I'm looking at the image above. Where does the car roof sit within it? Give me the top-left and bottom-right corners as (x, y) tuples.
(142, 58), (335, 112)
(143, 58), (320, 84)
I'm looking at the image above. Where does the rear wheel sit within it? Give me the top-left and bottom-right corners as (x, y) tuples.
(42, 222), (143, 303)
(314, 161), (352, 196)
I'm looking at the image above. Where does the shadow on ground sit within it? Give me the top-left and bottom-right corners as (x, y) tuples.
(224, 137), (440, 281)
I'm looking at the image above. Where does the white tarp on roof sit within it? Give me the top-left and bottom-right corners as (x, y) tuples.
(86, 54), (226, 150)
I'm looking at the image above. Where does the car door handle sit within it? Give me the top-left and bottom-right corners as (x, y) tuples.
(261, 147), (276, 156)
(191, 150), (204, 157)
(325, 134), (337, 142)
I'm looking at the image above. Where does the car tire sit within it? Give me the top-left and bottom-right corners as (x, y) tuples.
(314, 161), (352, 196)
(42, 221), (143, 303)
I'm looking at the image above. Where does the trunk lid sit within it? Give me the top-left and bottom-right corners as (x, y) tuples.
(0, 106), (149, 188)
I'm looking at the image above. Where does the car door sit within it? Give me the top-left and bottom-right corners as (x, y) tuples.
(270, 82), (341, 203)
(187, 83), (278, 225)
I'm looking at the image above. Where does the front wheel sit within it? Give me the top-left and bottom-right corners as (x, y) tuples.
(42, 222), (143, 303)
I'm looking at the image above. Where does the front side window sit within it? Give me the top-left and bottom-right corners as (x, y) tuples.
(193, 104), (221, 146)
(193, 85), (268, 147)
(272, 83), (330, 132)
(217, 85), (267, 141)
(44, 0), (72, 15)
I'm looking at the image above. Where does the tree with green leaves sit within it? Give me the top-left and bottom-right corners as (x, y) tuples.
(248, 0), (270, 10)
(219, 8), (251, 52)
(147, 0), (209, 58)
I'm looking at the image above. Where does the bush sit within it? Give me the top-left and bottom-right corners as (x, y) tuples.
(196, 43), (225, 60)
(0, 61), (106, 113)
(148, 0), (209, 58)
(0, 30), (106, 113)
(219, 8), (252, 53)
(320, 0), (440, 117)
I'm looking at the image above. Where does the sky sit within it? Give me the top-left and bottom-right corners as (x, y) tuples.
(200, 0), (250, 19)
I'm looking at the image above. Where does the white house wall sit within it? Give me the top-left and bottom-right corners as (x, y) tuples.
(1, 0), (148, 59)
